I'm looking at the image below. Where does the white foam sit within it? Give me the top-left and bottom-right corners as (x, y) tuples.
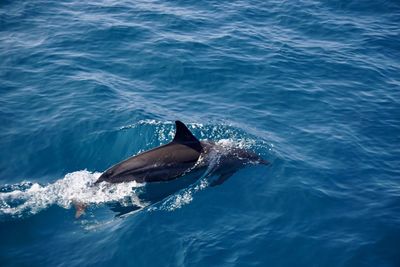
(0, 170), (144, 217)
(150, 178), (209, 212)
(216, 138), (256, 150)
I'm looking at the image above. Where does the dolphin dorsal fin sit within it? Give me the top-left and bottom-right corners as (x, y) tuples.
(172, 121), (202, 152)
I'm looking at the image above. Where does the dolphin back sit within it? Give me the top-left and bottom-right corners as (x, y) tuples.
(96, 121), (203, 184)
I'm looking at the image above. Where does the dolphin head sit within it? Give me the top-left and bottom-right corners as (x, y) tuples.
(96, 163), (133, 184)
(200, 140), (269, 166)
(237, 149), (269, 165)
(96, 167), (116, 184)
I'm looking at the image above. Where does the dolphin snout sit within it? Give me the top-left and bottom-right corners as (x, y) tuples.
(95, 171), (110, 184)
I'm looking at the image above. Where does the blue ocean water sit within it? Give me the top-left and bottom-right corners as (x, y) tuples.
(1, 0), (400, 266)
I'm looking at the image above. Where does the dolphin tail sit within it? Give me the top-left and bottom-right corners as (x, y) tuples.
(73, 201), (86, 219)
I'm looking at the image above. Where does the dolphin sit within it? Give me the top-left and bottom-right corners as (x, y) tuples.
(95, 121), (268, 185)
(74, 121), (268, 218)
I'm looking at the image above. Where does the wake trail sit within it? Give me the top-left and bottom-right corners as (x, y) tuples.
(0, 170), (145, 217)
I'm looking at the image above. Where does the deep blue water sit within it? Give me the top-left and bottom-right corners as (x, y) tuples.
(1, 0), (400, 266)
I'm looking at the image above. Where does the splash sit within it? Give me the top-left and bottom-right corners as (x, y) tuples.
(149, 176), (210, 212)
(0, 170), (145, 218)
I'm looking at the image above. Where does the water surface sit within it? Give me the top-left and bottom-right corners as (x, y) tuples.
(1, 0), (399, 266)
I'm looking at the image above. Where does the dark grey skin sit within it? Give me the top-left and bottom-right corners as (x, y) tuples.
(96, 121), (268, 185)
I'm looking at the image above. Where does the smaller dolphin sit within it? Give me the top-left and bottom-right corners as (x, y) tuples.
(96, 121), (268, 185)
